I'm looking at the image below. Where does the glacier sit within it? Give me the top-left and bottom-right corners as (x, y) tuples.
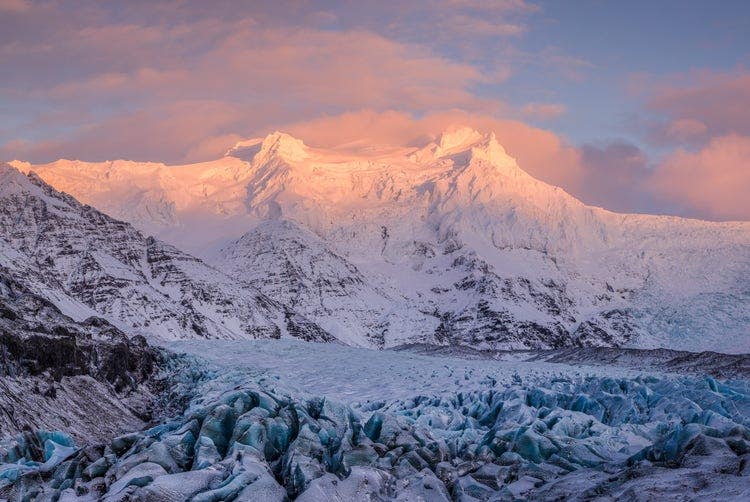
(1, 340), (749, 500)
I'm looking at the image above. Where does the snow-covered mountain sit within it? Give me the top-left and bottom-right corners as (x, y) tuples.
(0, 163), (332, 343)
(215, 219), (425, 347)
(10, 127), (750, 352)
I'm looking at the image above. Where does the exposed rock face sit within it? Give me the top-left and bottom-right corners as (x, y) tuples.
(0, 163), (333, 344)
(528, 346), (750, 379)
(396, 343), (750, 379)
(0, 267), (176, 442)
(0, 268), (156, 384)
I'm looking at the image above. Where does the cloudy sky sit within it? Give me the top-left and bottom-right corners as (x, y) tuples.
(1, 0), (749, 220)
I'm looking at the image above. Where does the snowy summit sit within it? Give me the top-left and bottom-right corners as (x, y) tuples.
(5, 128), (750, 353)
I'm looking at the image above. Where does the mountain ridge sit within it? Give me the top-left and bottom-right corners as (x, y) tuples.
(0, 162), (334, 344)
(6, 127), (750, 352)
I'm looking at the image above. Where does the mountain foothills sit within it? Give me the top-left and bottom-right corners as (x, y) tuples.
(0, 165), (331, 344)
(6, 127), (750, 352)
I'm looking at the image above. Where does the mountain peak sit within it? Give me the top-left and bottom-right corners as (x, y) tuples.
(260, 131), (308, 160)
(437, 126), (485, 152)
(410, 126), (517, 169)
(0, 162), (34, 197)
(227, 131), (309, 162)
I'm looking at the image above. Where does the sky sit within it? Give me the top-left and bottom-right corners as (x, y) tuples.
(1, 0), (749, 220)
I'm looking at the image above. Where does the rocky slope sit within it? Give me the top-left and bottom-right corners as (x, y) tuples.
(10, 128), (750, 351)
(397, 343), (750, 379)
(215, 219), (429, 347)
(0, 266), (169, 442)
(0, 163), (332, 343)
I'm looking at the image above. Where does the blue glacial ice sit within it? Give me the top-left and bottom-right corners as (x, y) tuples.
(0, 340), (749, 500)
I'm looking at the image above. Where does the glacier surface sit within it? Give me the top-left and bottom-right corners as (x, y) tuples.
(2, 340), (749, 500)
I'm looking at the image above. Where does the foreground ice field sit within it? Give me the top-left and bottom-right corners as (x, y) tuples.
(170, 340), (656, 405)
(2, 340), (750, 500)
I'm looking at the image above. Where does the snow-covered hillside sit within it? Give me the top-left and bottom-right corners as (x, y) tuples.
(215, 219), (430, 347)
(0, 163), (332, 343)
(10, 128), (750, 352)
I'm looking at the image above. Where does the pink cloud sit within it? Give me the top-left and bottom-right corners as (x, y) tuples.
(620, 69), (750, 219)
(647, 71), (750, 144)
(205, 27), (490, 111)
(650, 134), (750, 220)
(0, 0), (595, 169)
(536, 47), (594, 82)
(520, 102), (567, 120)
(2, 18), (503, 164)
(0, 0), (28, 12)
(663, 118), (709, 142)
(368, 0), (538, 44)
(441, 0), (539, 12)
(577, 142), (652, 213)
(1, 101), (250, 163)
